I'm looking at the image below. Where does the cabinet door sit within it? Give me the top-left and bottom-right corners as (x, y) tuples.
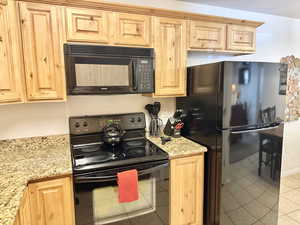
(19, 188), (32, 225)
(14, 213), (21, 225)
(170, 154), (204, 225)
(154, 17), (187, 97)
(113, 12), (151, 46)
(0, 0), (7, 5)
(29, 177), (75, 225)
(19, 2), (66, 101)
(66, 7), (109, 43)
(189, 21), (226, 50)
(0, 3), (24, 104)
(227, 25), (256, 51)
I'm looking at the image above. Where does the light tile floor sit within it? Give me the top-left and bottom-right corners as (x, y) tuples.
(221, 152), (280, 225)
(278, 173), (300, 225)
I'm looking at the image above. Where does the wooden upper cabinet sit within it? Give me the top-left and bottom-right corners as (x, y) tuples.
(29, 177), (75, 225)
(0, 2), (24, 104)
(19, 2), (66, 101)
(227, 24), (256, 51)
(66, 7), (109, 43)
(0, 0), (7, 5)
(170, 154), (204, 225)
(154, 17), (187, 97)
(189, 20), (226, 50)
(113, 12), (151, 47)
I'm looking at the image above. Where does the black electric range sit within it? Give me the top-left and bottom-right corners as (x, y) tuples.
(70, 113), (170, 225)
(69, 112), (168, 174)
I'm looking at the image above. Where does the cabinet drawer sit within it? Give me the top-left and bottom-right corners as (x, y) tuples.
(189, 21), (226, 50)
(66, 7), (110, 43)
(113, 12), (151, 46)
(227, 25), (256, 51)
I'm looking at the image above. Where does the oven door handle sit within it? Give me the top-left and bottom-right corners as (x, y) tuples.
(74, 162), (168, 183)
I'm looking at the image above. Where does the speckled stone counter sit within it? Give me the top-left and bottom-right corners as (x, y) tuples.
(147, 135), (207, 159)
(0, 135), (72, 225)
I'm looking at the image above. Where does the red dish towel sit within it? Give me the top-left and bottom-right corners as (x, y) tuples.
(117, 169), (139, 203)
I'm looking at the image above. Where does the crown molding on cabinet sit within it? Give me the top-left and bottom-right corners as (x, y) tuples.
(16, 0), (264, 27)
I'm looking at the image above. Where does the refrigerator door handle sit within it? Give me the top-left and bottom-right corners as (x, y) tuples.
(230, 125), (280, 134)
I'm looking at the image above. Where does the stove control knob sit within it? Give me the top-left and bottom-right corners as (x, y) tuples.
(130, 118), (135, 123)
(83, 121), (88, 127)
(137, 117), (142, 122)
(75, 122), (80, 128)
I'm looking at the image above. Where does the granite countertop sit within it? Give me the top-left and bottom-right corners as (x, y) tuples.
(0, 135), (72, 225)
(147, 134), (207, 159)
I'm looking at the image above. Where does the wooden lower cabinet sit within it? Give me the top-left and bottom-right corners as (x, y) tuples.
(13, 214), (20, 225)
(13, 188), (32, 225)
(29, 177), (75, 225)
(170, 154), (204, 225)
(13, 176), (75, 225)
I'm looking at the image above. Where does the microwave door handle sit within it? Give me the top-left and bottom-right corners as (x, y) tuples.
(131, 61), (138, 91)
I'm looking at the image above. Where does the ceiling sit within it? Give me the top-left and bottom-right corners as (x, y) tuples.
(180, 0), (300, 19)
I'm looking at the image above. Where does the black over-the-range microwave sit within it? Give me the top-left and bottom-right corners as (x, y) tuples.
(64, 44), (154, 95)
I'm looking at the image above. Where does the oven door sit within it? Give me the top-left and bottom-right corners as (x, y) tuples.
(73, 161), (169, 225)
(66, 55), (137, 95)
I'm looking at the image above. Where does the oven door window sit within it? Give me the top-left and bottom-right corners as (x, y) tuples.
(75, 173), (169, 225)
(68, 56), (134, 94)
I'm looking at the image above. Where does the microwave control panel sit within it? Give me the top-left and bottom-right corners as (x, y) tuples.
(135, 58), (154, 93)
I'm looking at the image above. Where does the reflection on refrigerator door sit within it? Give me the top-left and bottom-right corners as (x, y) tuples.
(220, 126), (283, 225)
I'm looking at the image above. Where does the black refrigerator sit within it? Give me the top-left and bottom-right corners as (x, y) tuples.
(176, 61), (287, 225)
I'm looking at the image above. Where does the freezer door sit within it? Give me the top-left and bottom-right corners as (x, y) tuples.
(177, 62), (223, 137)
(222, 62), (287, 130)
(220, 124), (283, 225)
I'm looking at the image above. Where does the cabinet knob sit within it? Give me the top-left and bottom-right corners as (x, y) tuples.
(43, 57), (47, 63)
(0, 36), (2, 42)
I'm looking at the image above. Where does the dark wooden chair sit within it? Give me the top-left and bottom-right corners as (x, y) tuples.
(258, 133), (282, 180)
(258, 106), (281, 180)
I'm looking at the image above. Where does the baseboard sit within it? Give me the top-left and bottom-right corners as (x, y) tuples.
(281, 167), (300, 177)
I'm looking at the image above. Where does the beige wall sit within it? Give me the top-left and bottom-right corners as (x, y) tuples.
(282, 120), (300, 176)
(0, 95), (175, 140)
